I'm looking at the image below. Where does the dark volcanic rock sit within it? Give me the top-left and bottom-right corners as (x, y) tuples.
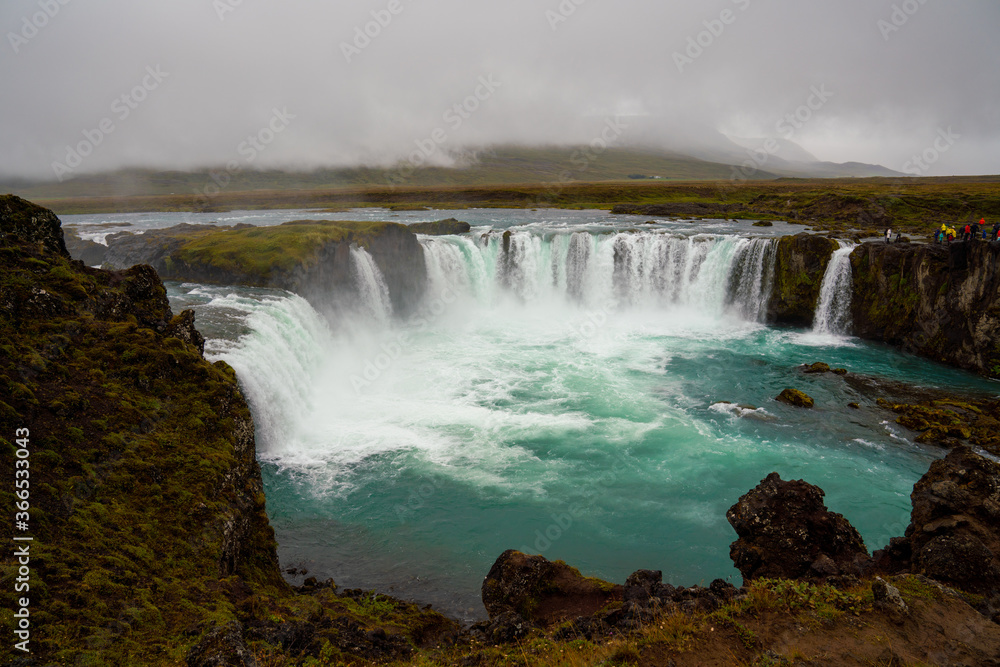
(0, 194), (69, 257)
(104, 223), (214, 270)
(408, 218), (471, 235)
(767, 233), (839, 327)
(906, 447), (1000, 598)
(64, 227), (108, 265)
(727, 473), (870, 581)
(851, 240), (1000, 378)
(481, 550), (622, 627)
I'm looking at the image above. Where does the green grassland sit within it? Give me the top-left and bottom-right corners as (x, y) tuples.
(169, 220), (396, 281)
(22, 177), (1000, 243)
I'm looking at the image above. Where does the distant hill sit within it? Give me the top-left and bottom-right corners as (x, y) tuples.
(1, 144), (905, 200)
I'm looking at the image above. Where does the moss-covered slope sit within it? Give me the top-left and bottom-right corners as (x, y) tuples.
(0, 197), (454, 665)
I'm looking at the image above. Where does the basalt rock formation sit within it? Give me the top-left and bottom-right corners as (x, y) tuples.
(872, 446), (1000, 618)
(408, 218), (472, 235)
(726, 472), (871, 581)
(102, 219), (429, 316)
(767, 233), (840, 327)
(851, 240), (1000, 378)
(64, 227), (109, 266)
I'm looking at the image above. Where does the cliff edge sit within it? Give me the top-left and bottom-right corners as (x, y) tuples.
(851, 240), (1000, 377)
(0, 196), (453, 665)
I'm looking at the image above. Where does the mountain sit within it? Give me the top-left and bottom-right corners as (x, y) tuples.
(0, 144), (902, 201)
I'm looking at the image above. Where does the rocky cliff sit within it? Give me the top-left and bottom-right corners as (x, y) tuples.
(0, 196), (453, 665)
(767, 233), (840, 327)
(851, 240), (1000, 377)
(102, 219), (430, 316)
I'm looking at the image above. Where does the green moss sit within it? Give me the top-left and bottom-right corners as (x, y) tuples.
(170, 219), (400, 281)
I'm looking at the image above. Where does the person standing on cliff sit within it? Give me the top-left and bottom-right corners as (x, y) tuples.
(964, 223), (972, 241)
(993, 221), (1000, 241)
(885, 228), (892, 244)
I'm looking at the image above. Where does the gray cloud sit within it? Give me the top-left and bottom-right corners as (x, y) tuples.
(1, 0), (998, 180)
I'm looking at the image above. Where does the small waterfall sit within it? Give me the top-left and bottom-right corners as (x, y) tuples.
(565, 232), (593, 303)
(727, 238), (777, 322)
(419, 230), (778, 321)
(813, 242), (856, 335)
(350, 246), (393, 323)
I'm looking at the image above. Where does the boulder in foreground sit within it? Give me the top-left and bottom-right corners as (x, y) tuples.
(727, 472), (870, 581)
(482, 550), (622, 626)
(906, 447), (1000, 603)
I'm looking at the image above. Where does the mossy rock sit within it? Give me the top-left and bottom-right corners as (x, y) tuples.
(776, 388), (815, 408)
(802, 362), (831, 374)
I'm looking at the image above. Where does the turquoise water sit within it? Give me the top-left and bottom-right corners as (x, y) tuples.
(149, 210), (997, 622)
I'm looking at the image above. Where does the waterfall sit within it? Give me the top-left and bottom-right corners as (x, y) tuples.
(727, 238), (777, 322)
(419, 230), (778, 322)
(350, 246), (393, 323)
(812, 242), (856, 335)
(206, 293), (332, 453)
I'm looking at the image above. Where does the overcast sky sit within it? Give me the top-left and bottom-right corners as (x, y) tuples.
(2, 0), (998, 180)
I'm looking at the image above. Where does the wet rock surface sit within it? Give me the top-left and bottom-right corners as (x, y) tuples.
(776, 387), (815, 408)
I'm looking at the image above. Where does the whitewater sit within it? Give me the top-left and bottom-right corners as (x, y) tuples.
(72, 208), (992, 621)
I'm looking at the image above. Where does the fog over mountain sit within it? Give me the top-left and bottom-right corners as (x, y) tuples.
(1, 0), (998, 181)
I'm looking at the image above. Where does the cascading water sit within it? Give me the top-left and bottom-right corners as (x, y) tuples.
(350, 246), (393, 323)
(813, 242), (856, 335)
(421, 230), (778, 321)
(727, 238), (777, 321)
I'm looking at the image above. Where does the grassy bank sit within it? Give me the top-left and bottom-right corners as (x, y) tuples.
(26, 177), (1000, 241)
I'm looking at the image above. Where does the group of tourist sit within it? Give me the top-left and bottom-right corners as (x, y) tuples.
(930, 218), (1000, 243)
